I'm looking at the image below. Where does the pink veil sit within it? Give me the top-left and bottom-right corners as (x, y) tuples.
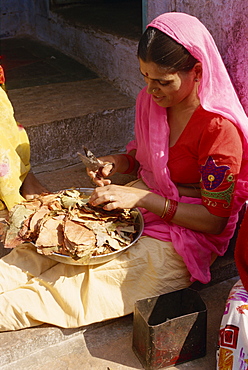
(127, 12), (248, 283)
(148, 12), (248, 136)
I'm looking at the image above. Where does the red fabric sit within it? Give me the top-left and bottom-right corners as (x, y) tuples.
(235, 207), (248, 292)
(121, 154), (136, 174)
(168, 106), (242, 217)
(0, 65), (5, 85)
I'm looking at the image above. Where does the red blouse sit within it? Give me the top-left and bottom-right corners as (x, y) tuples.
(168, 106), (243, 217)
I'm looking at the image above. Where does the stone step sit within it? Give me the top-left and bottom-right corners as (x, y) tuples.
(2, 36), (136, 167)
(36, 1), (144, 99)
(1, 1), (144, 99)
(8, 79), (135, 167)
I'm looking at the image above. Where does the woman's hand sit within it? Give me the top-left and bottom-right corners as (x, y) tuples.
(86, 156), (116, 187)
(86, 152), (138, 187)
(89, 184), (152, 211)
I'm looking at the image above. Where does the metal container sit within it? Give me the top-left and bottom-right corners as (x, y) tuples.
(132, 288), (207, 369)
(38, 188), (144, 266)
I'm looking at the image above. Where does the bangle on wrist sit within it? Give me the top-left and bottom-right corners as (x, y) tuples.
(161, 198), (169, 218)
(161, 198), (178, 222)
(120, 154), (136, 174)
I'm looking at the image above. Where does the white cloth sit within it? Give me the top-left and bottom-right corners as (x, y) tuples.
(217, 279), (248, 369)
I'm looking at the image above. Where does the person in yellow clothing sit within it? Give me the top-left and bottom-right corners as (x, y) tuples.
(0, 82), (47, 213)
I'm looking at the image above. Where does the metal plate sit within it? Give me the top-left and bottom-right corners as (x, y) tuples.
(37, 188), (144, 266)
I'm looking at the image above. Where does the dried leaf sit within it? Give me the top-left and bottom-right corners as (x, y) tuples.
(64, 219), (96, 253)
(5, 204), (35, 248)
(35, 214), (65, 247)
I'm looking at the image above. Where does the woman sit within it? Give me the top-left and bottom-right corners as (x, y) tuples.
(217, 208), (248, 369)
(0, 85), (47, 212)
(88, 12), (248, 284)
(0, 83), (48, 258)
(0, 12), (247, 332)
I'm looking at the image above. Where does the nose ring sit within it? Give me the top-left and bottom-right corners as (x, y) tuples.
(152, 88), (157, 93)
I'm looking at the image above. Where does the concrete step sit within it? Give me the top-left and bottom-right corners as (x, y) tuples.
(0, 276), (240, 369)
(2, 36), (136, 167)
(8, 79), (135, 167)
(34, 1), (144, 99)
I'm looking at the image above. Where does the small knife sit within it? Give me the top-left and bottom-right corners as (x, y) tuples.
(77, 146), (113, 175)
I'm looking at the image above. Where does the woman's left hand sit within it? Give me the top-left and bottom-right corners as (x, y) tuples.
(89, 184), (149, 211)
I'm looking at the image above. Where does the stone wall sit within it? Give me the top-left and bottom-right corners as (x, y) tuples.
(0, 0), (35, 38)
(146, 0), (248, 114)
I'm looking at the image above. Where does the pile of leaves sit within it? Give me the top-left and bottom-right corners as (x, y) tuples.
(4, 189), (140, 262)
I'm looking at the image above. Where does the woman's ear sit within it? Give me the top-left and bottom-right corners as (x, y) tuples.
(194, 62), (202, 81)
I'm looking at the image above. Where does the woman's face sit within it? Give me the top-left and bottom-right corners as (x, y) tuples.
(139, 59), (198, 109)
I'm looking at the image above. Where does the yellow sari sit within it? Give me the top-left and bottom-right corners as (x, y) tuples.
(0, 87), (30, 210)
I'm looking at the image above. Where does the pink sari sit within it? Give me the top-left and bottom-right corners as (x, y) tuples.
(127, 13), (248, 284)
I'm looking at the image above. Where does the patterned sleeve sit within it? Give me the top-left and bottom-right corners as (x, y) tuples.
(199, 117), (242, 217)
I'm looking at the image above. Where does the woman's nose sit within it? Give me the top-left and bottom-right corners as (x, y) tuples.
(147, 84), (159, 94)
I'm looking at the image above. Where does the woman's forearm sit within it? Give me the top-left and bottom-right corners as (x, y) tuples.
(138, 191), (228, 235)
(172, 202), (228, 234)
(113, 150), (139, 175)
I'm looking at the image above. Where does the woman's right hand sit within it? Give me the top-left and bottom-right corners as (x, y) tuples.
(87, 156), (116, 187)
(86, 152), (138, 187)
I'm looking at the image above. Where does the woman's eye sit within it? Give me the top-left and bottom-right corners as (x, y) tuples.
(159, 81), (170, 86)
(142, 75), (171, 86)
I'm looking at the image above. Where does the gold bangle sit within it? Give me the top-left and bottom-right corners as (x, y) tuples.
(162, 199), (178, 222)
(161, 198), (169, 218)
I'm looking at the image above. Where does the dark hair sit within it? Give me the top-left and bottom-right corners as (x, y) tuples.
(138, 27), (198, 72)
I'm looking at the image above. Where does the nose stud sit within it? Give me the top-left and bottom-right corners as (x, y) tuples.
(152, 88), (158, 93)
